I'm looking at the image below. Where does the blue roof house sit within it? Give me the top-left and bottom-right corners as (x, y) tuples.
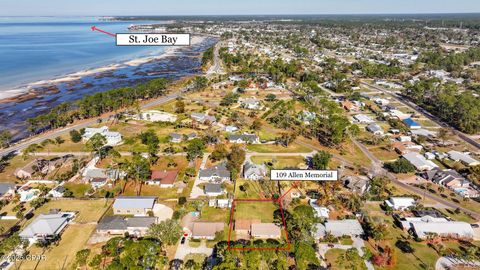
(403, 118), (421, 130)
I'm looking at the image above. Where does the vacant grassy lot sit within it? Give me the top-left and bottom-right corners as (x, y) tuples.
(33, 199), (110, 223)
(200, 206), (229, 223)
(250, 156), (306, 169)
(234, 201), (278, 223)
(18, 224), (96, 270)
(247, 143), (311, 153)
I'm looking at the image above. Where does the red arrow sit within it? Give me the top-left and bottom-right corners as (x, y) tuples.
(91, 26), (116, 37)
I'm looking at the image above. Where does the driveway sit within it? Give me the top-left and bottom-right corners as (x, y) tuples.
(189, 154), (210, 199)
(317, 237), (374, 270)
(152, 203), (173, 222)
(174, 239), (213, 260)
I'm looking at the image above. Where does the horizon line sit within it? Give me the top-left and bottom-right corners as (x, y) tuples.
(1, 12), (480, 17)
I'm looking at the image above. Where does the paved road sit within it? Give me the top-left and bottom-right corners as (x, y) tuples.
(207, 41), (225, 75)
(361, 82), (480, 150)
(351, 137), (480, 220)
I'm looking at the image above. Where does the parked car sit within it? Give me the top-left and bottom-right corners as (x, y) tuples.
(180, 237), (186, 244)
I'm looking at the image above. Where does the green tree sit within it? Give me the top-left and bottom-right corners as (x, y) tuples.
(386, 158), (415, 174)
(186, 138), (205, 161)
(85, 133), (107, 157)
(74, 249), (91, 268)
(311, 151), (332, 170)
(0, 130), (12, 148)
(123, 154), (151, 196)
(69, 130), (82, 143)
(147, 219), (182, 245)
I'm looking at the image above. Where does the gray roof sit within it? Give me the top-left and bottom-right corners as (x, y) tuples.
(205, 183), (223, 194)
(97, 216), (127, 231)
(0, 183), (15, 195)
(243, 162), (267, 178)
(113, 196), (156, 210)
(366, 123), (383, 133)
(126, 217), (156, 228)
(169, 133), (182, 140)
(199, 162), (230, 179)
(19, 213), (69, 238)
(84, 168), (108, 179)
(316, 219), (364, 238)
(229, 134), (258, 142)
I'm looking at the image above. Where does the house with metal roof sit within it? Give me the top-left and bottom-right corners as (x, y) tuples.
(384, 197), (416, 210)
(112, 196), (157, 216)
(408, 218), (474, 240)
(403, 152), (438, 171)
(19, 212), (75, 243)
(243, 162), (267, 180)
(447, 151), (480, 166)
(366, 123), (384, 136)
(402, 118), (421, 130)
(315, 219), (364, 238)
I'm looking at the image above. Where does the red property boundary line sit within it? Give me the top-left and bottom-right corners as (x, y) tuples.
(227, 181), (300, 251)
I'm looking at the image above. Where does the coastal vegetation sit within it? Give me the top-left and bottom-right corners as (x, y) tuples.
(26, 78), (168, 134)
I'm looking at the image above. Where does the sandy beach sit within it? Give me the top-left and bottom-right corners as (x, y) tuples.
(0, 35), (207, 102)
(0, 34), (218, 139)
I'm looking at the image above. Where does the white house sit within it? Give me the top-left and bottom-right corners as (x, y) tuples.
(315, 219), (364, 238)
(228, 134), (260, 144)
(243, 162), (267, 180)
(310, 199), (330, 218)
(134, 110), (177, 123)
(447, 151), (480, 166)
(239, 97), (262, 110)
(403, 152), (439, 171)
(83, 126), (122, 146)
(352, 114), (374, 124)
(384, 197), (415, 210)
(19, 212), (75, 243)
(366, 123), (384, 136)
(48, 185), (66, 198)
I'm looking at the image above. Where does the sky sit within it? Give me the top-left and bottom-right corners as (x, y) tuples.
(1, 0), (480, 16)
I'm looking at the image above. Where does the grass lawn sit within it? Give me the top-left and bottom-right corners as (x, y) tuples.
(63, 183), (91, 198)
(122, 182), (180, 199)
(258, 129), (278, 141)
(247, 143), (311, 153)
(18, 224), (96, 270)
(200, 206), (229, 223)
(40, 134), (86, 152)
(367, 145), (399, 162)
(250, 156), (307, 169)
(234, 201), (278, 223)
(324, 248), (367, 270)
(0, 155), (46, 183)
(183, 253), (207, 264)
(32, 199), (110, 223)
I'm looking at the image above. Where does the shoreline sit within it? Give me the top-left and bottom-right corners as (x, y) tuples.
(0, 35), (206, 103)
(0, 34), (218, 140)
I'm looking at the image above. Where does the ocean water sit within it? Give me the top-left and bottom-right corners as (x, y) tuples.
(0, 16), (165, 91)
(0, 16), (217, 139)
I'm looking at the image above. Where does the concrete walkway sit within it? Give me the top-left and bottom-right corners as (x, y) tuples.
(317, 237), (374, 270)
(174, 239), (213, 260)
(189, 154), (210, 199)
